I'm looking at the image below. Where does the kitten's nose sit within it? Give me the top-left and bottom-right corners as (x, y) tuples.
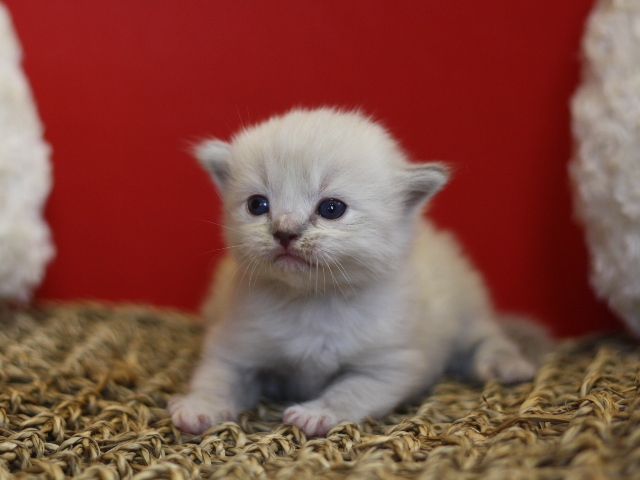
(273, 230), (299, 249)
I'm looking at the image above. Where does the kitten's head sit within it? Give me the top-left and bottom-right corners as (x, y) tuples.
(194, 108), (448, 293)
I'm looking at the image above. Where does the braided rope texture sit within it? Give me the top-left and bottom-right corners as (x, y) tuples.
(0, 304), (638, 479)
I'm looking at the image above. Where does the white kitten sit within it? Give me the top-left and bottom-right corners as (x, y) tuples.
(169, 107), (537, 437)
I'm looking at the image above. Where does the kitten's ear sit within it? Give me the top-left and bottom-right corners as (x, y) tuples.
(400, 162), (450, 211)
(193, 139), (231, 190)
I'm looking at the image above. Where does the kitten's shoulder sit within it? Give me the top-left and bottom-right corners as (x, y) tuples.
(201, 255), (237, 324)
(412, 218), (466, 263)
(410, 217), (490, 308)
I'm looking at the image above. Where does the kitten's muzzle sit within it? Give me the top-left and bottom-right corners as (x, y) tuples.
(273, 230), (299, 249)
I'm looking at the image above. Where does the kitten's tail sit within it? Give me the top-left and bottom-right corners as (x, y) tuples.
(498, 314), (553, 367)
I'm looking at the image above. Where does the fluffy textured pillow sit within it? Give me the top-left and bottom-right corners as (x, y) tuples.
(570, 0), (640, 335)
(0, 4), (53, 302)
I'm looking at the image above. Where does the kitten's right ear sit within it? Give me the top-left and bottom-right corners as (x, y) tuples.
(400, 162), (450, 211)
(193, 139), (231, 190)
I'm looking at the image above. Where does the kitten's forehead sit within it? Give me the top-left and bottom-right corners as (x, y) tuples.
(230, 108), (405, 190)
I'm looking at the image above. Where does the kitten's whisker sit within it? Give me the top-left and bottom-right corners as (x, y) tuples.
(210, 185), (234, 216)
(332, 269), (348, 300)
(248, 256), (261, 289)
(305, 259), (313, 299)
(196, 243), (249, 256)
(333, 248), (379, 277)
(201, 243), (251, 275)
(320, 253), (347, 301)
(333, 258), (356, 293)
(322, 261), (327, 295)
(245, 257), (260, 293)
(323, 257), (336, 296)
(235, 105), (246, 130)
(320, 252), (348, 286)
(233, 254), (254, 279)
(241, 259), (253, 294)
(235, 253), (258, 298)
(315, 259), (319, 301)
(307, 255), (317, 296)
(254, 261), (265, 289)
(229, 254), (252, 282)
(191, 217), (244, 234)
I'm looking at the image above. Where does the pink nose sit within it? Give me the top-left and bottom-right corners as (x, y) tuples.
(273, 231), (299, 249)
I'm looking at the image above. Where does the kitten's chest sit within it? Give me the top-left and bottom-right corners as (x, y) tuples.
(290, 308), (350, 367)
(284, 319), (343, 367)
(256, 298), (363, 370)
(230, 282), (405, 372)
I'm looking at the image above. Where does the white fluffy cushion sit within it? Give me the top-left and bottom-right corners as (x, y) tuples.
(570, 0), (640, 335)
(0, 4), (53, 302)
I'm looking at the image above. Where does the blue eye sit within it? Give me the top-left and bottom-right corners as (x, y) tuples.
(317, 198), (347, 219)
(247, 195), (269, 215)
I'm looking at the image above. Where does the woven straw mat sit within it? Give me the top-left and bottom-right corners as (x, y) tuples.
(0, 303), (638, 479)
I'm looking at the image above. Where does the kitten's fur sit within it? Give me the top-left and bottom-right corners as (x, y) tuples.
(169, 107), (537, 437)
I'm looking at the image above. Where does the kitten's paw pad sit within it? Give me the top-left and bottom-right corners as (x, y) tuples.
(283, 404), (338, 437)
(168, 395), (233, 434)
(474, 346), (536, 384)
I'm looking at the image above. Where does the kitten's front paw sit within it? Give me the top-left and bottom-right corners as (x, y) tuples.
(473, 341), (536, 384)
(283, 402), (338, 437)
(168, 395), (234, 434)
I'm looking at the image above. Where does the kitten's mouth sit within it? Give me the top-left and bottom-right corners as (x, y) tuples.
(275, 252), (310, 268)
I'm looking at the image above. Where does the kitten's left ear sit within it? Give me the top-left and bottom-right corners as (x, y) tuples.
(400, 162), (450, 210)
(193, 139), (231, 191)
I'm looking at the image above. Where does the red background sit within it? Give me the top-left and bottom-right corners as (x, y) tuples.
(4, 1), (621, 336)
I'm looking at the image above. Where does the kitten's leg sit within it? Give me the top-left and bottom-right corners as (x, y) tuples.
(283, 355), (437, 437)
(169, 353), (259, 434)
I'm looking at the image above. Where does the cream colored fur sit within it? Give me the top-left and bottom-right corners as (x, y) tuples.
(0, 4), (54, 301)
(570, 0), (640, 336)
(169, 108), (536, 437)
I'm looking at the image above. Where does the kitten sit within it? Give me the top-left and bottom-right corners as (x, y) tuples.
(169, 107), (537, 437)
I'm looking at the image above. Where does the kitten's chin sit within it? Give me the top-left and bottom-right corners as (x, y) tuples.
(274, 253), (310, 271)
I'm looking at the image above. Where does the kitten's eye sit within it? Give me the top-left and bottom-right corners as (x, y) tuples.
(247, 195), (270, 215)
(317, 198), (347, 219)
